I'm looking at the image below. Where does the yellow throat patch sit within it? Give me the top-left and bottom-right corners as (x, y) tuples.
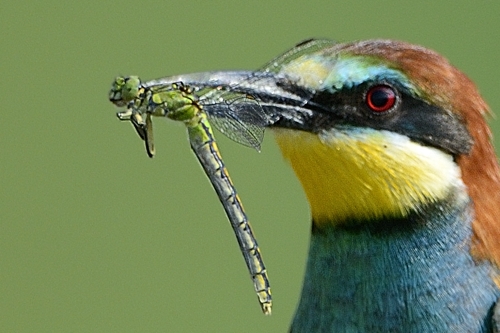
(273, 127), (465, 225)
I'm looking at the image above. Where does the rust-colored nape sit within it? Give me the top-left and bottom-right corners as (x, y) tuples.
(344, 40), (500, 269)
(458, 107), (500, 270)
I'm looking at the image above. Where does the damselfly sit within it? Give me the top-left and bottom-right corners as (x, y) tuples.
(109, 76), (272, 314)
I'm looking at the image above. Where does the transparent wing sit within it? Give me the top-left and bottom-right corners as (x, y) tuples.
(199, 91), (271, 151)
(259, 38), (336, 73)
(191, 41), (332, 145)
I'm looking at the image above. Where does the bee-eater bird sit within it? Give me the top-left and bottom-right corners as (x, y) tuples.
(110, 38), (500, 332)
(255, 39), (500, 332)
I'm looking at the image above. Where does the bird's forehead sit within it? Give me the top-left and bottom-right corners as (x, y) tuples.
(278, 53), (416, 93)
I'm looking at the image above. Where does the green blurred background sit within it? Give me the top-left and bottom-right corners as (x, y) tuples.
(2, 1), (499, 332)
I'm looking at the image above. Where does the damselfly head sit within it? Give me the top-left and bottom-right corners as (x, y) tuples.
(108, 76), (141, 107)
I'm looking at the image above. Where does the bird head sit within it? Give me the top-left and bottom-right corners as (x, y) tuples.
(265, 39), (500, 271)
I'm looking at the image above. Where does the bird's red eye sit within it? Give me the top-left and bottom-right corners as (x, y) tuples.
(365, 85), (397, 113)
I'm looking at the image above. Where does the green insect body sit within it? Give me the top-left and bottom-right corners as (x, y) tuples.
(109, 76), (272, 314)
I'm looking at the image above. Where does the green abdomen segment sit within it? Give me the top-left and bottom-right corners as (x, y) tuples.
(188, 117), (272, 314)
